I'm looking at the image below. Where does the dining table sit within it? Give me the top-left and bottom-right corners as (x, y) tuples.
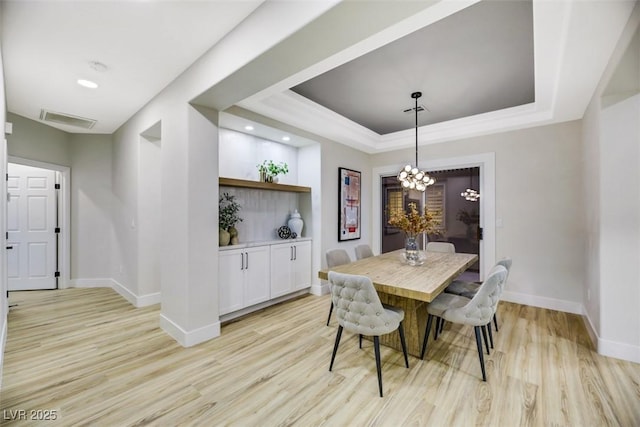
(317, 249), (479, 357)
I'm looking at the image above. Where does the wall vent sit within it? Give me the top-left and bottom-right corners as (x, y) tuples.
(39, 109), (97, 129)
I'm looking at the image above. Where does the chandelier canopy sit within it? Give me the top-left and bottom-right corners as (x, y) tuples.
(397, 92), (434, 192)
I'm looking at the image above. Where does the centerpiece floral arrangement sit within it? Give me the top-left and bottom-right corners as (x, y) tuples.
(388, 202), (440, 236)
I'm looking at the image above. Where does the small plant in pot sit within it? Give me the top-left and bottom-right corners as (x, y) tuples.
(219, 192), (242, 246)
(257, 160), (288, 183)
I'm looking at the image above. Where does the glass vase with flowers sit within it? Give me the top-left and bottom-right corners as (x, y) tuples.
(388, 202), (440, 265)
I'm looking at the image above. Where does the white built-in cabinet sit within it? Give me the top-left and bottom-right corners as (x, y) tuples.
(219, 245), (270, 315)
(218, 239), (311, 317)
(270, 240), (312, 298)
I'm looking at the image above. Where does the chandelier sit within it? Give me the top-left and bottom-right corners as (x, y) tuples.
(397, 92), (435, 192)
(460, 168), (480, 201)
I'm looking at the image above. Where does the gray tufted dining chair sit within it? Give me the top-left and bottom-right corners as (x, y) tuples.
(445, 258), (512, 333)
(325, 249), (353, 326)
(420, 265), (507, 381)
(354, 244), (374, 260)
(425, 242), (456, 253)
(328, 271), (409, 397)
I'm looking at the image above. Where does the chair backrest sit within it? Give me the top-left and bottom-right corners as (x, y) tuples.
(443, 265), (507, 326)
(496, 258), (512, 290)
(354, 244), (374, 260)
(328, 271), (400, 336)
(425, 242), (455, 253)
(326, 249), (351, 268)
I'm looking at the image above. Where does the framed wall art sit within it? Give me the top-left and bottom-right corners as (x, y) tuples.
(338, 167), (361, 241)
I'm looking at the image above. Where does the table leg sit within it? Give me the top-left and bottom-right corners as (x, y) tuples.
(375, 293), (428, 358)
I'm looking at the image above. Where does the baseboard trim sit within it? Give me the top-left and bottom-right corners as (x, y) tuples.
(69, 278), (160, 308)
(159, 313), (220, 348)
(597, 337), (640, 364)
(309, 282), (328, 297)
(582, 309), (599, 350)
(0, 318), (6, 390)
(501, 290), (583, 315)
(220, 288), (312, 323)
(582, 309), (640, 364)
(68, 278), (112, 288)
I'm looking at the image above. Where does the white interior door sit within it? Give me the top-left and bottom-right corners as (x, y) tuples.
(7, 163), (57, 290)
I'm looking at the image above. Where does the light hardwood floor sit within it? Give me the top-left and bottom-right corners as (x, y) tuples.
(1, 288), (639, 426)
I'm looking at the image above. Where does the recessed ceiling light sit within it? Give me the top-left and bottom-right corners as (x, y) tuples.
(77, 79), (98, 89)
(282, 136), (291, 141)
(245, 125), (254, 131)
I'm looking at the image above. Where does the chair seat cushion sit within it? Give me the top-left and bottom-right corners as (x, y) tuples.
(444, 279), (480, 299)
(427, 293), (470, 317)
(382, 304), (405, 321)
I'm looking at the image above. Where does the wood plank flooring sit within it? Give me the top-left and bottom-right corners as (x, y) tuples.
(1, 288), (639, 426)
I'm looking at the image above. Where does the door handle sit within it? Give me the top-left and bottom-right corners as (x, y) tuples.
(6, 246), (13, 250)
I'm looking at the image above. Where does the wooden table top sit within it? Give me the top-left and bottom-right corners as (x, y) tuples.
(318, 250), (478, 303)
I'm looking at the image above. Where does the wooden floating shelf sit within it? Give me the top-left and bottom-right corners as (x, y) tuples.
(219, 177), (311, 193)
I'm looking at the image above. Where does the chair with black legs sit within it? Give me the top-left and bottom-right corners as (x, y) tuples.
(420, 265), (507, 381)
(445, 258), (512, 332)
(328, 271), (409, 397)
(325, 249), (352, 326)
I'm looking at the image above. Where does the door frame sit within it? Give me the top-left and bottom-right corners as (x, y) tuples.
(8, 156), (70, 289)
(372, 152), (495, 280)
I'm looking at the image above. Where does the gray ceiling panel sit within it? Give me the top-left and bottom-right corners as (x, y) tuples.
(291, 0), (534, 135)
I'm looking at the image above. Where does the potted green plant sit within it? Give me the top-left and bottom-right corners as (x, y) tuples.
(257, 160), (288, 183)
(219, 192), (242, 246)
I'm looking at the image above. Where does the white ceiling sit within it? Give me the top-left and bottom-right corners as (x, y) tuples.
(1, 0), (636, 153)
(1, 0), (263, 133)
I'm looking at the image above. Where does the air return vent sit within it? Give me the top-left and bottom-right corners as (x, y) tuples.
(39, 109), (97, 129)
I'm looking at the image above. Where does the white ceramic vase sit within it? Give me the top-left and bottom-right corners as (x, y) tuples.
(287, 209), (304, 237)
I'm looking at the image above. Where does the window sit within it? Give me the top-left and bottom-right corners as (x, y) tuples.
(426, 183), (446, 232)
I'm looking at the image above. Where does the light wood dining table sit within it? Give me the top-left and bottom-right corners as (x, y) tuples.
(318, 249), (478, 357)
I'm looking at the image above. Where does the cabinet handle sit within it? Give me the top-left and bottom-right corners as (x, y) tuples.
(294, 245), (297, 260)
(245, 252), (249, 270)
(240, 253), (244, 270)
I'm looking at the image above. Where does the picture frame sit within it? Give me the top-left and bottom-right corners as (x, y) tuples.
(338, 167), (361, 241)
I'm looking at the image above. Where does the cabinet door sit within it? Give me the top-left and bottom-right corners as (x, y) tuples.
(270, 243), (293, 298)
(292, 241), (312, 291)
(219, 249), (244, 315)
(244, 246), (270, 307)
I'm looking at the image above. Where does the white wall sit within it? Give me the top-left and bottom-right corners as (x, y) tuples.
(0, 8), (8, 387)
(371, 121), (586, 312)
(6, 113), (70, 166)
(320, 139), (372, 268)
(219, 128), (299, 185)
(69, 134), (113, 281)
(137, 130), (162, 302)
(582, 5), (640, 363)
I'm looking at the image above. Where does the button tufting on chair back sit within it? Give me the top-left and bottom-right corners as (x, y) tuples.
(325, 249), (352, 326)
(329, 271), (401, 336)
(328, 271), (409, 397)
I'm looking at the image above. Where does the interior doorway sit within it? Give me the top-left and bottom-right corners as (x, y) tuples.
(379, 166), (484, 282)
(7, 163), (59, 290)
